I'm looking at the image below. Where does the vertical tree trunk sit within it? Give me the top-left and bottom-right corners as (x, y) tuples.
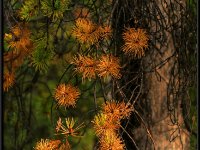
(112, 0), (191, 149)
(133, 0), (190, 149)
(134, 30), (190, 150)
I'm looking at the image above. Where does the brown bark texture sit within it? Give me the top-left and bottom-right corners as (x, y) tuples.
(133, 0), (190, 149)
(111, 0), (193, 149)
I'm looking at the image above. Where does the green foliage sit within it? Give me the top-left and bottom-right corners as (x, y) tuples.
(19, 0), (39, 21)
(187, 0), (197, 14)
(71, 128), (96, 150)
(41, 0), (71, 22)
(3, 40), (10, 52)
(31, 38), (54, 73)
(189, 86), (197, 149)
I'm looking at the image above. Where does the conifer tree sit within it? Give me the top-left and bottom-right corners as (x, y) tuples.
(3, 0), (197, 149)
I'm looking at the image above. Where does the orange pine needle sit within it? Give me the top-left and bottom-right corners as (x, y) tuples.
(96, 54), (122, 79)
(72, 18), (102, 46)
(72, 54), (97, 80)
(3, 72), (15, 92)
(54, 83), (80, 108)
(102, 101), (133, 120)
(122, 28), (148, 58)
(55, 117), (85, 138)
(99, 132), (125, 150)
(92, 113), (120, 137)
(8, 24), (33, 55)
(34, 139), (60, 150)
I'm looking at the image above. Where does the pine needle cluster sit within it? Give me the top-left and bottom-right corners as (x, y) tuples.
(8, 24), (33, 54)
(19, 0), (39, 21)
(97, 54), (121, 79)
(3, 24), (33, 91)
(34, 139), (62, 150)
(34, 117), (84, 150)
(55, 117), (84, 138)
(102, 101), (133, 120)
(41, 0), (71, 22)
(31, 47), (53, 72)
(92, 100), (133, 150)
(54, 83), (80, 108)
(99, 132), (125, 150)
(3, 71), (15, 92)
(122, 28), (148, 58)
(34, 117), (84, 149)
(31, 38), (54, 72)
(72, 54), (121, 81)
(72, 54), (96, 80)
(72, 18), (112, 46)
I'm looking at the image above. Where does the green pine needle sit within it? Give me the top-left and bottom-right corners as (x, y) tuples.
(41, 0), (71, 22)
(31, 41), (53, 73)
(19, 0), (39, 21)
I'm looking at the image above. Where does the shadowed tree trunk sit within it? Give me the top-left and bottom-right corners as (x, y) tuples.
(134, 0), (190, 149)
(112, 0), (193, 149)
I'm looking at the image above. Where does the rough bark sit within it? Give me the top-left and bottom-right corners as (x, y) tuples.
(132, 0), (190, 149)
(111, 0), (191, 149)
(133, 35), (190, 150)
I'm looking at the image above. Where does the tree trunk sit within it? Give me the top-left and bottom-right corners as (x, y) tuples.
(133, 0), (190, 149)
(112, 0), (191, 149)
(134, 29), (190, 150)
